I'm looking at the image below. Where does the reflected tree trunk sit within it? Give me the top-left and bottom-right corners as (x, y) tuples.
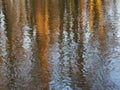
(33, 0), (50, 89)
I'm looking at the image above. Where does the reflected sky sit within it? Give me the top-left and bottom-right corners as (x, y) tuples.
(0, 0), (120, 90)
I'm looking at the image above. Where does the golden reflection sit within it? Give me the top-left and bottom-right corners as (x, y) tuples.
(95, 0), (106, 50)
(89, 0), (94, 33)
(89, 0), (105, 43)
(33, 0), (50, 89)
(96, 0), (103, 28)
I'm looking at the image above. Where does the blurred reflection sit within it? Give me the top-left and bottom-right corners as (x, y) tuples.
(47, 1), (60, 89)
(33, 0), (50, 89)
(1, 0), (120, 90)
(48, 0), (87, 89)
(1, 0), (41, 90)
(85, 0), (119, 90)
(0, 0), (7, 89)
(89, 0), (94, 33)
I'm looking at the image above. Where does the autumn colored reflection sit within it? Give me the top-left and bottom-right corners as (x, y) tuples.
(89, 0), (94, 33)
(1, 0), (120, 90)
(33, 0), (50, 89)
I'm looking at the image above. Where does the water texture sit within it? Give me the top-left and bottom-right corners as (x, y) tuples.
(0, 0), (120, 90)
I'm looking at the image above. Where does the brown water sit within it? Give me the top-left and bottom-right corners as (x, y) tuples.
(0, 0), (120, 90)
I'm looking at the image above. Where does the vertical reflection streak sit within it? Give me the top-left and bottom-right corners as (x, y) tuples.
(89, 0), (94, 33)
(33, 0), (50, 89)
(1, 0), (39, 90)
(1, 0), (120, 90)
(0, 0), (7, 89)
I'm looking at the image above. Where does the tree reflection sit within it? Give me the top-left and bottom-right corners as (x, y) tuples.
(33, 0), (50, 89)
(48, 0), (87, 89)
(0, 0), (7, 89)
(1, 0), (40, 90)
(1, 0), (120, 90)
(85, 0), (117, 90)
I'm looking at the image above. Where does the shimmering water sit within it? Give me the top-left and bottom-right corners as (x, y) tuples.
(0, 0), (120, 90)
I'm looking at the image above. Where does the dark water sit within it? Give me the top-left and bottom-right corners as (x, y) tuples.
(0, 0), (120, 90)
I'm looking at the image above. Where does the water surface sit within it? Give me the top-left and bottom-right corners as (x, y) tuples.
(0, 0), (120, 90)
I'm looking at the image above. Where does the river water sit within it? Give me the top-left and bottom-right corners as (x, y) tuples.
(0, 0), (120, 90)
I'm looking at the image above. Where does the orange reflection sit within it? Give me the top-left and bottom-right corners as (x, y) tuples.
(96, 0), (105, 45)
(33, 0), (50, 89)
(89, 0), (105, 42)
(89, 0), (94, 33)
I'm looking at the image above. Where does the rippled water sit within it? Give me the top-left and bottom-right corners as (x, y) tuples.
(0, 0), (120, 90)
